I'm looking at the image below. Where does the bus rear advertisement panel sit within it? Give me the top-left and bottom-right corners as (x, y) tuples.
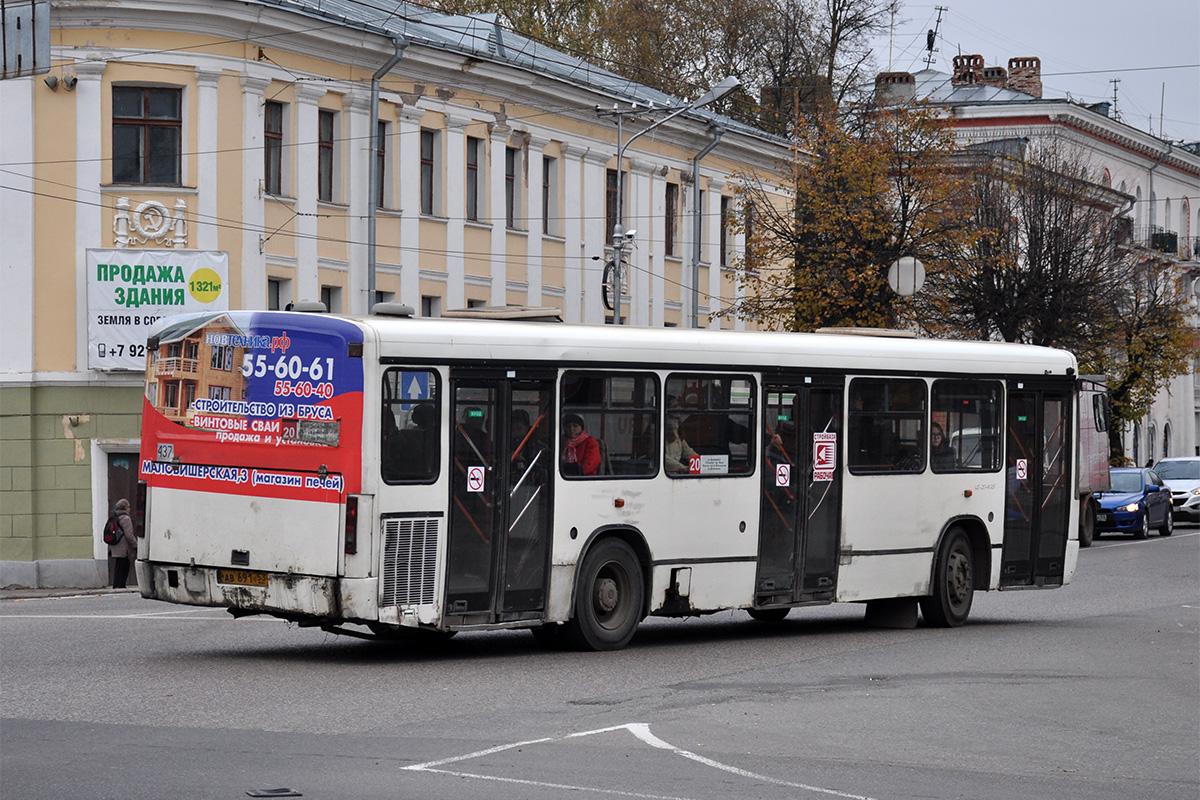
(138, 311), (364, 503)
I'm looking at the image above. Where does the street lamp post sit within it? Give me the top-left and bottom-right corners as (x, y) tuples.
(596, 76), (740, 324)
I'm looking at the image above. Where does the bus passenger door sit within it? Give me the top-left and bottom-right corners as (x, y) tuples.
(446, 375), (554, 622)
(1002, 384), (1071, 586)
(756, 379), (843, 607)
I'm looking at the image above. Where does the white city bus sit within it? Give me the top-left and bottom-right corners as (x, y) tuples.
(136, 308), (1093, 650)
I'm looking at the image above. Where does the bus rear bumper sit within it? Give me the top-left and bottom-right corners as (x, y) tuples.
(137, 561), (341, 620)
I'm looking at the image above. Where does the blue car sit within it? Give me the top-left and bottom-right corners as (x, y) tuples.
(1094, 467), (1174, 539)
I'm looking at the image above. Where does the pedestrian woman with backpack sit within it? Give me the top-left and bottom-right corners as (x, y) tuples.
(106, 499), (136, 589)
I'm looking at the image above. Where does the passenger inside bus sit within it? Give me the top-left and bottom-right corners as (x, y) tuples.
(561, 414), (601, 476)
(664, 416), (698, 473)
(930, 422), (956, 471)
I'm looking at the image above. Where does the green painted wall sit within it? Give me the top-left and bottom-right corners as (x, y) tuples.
(1, 384), (143, 562)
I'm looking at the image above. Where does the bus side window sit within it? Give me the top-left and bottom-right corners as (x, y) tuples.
(664, 374), (755, 477)
(381, 370), (440, 484)
(930, 379), (1003, 473)
(847, 378), (926, 475)
(560, 371), (659, 479)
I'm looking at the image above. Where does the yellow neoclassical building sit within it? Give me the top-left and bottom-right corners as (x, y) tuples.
(0, 0), (788, 587)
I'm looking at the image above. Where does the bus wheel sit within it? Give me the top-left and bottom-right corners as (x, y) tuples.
(565, 538), (644, 651)
(1079, 499), (1096, 548)
(747, 607), (790, 622)
(919, 529), (974, 628)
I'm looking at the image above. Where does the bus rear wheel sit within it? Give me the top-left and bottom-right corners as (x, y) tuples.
(565, 538), (644, 651)
(920, 528), (974, 628)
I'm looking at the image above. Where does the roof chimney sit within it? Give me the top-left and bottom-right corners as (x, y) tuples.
(952, 54), (984, 86)
(981, 66), (1008, 88)
(874, 71), (916, 106)
(1007, 57), (1042, 98)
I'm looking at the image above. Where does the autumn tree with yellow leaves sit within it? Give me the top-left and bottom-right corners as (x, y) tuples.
(723, 102), (969, 330)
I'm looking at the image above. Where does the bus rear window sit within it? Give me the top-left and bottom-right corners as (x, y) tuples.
(381, 369), (440, 483)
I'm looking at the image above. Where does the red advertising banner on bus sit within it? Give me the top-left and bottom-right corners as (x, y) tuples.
(138, 311), (364, 503)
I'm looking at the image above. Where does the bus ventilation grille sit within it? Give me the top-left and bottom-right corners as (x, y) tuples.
(381, 516), (440, 606)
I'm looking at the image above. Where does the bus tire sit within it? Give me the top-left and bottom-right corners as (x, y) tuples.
(747, 607), (790, 622)
(565, 538), (644, 651)
(1079, 498), (1096, 548)
(919, 528), (974, 628)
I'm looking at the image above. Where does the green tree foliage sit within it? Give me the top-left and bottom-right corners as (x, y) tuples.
(723, 102), (967, 330)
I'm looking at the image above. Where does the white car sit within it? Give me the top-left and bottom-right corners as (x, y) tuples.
(1151, 456), (1200, 522)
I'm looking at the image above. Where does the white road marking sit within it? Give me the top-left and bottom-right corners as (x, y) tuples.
(1093, 530), (1200, 549)
(404, 723), (880, 800)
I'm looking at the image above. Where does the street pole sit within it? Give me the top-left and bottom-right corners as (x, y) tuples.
(367, 38), (407, 313)
(597, 76), (740, 325)
(690, 126), (723, 328)
(611, 113), (626, 324)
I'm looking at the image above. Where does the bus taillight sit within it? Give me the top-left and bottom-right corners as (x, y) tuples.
(344, 496), (359, 555)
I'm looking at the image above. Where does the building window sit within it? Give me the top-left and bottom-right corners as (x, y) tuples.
(112, 87), (182, 185)
(665, 182), (679, 257)
(542, 155), (558, 236)
(210, 345), (234, 371)
(421, 295), (442, 317)
(208, 385), (232, 401)
(719, 196), (731, 266)
(376, 120), (389, 208)
(321, 285), (342, 314)
(420, 129), (437, 216)
(505, 146), (521, 228)
(318, 109), (336, 202)
(264, 101), (284, 196)
(466, 136), (481, 221)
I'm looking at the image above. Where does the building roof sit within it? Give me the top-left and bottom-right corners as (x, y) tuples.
(253, 0), (768, 140)
(911, 68), (1040, 105)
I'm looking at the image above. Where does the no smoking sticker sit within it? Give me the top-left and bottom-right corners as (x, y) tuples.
(467, 465), (486, 493)
(776, 464), (791, 487)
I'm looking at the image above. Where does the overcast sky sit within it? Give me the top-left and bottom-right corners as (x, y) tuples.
(875, 1), (1200, 144)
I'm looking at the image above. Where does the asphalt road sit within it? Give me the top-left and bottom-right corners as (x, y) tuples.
(2, 531), (1197, 800)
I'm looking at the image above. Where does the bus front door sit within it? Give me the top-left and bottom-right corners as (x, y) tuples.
(1002, 384), (1072, 586)
(756, 380), (843, 608)
(446, 376), (554, 622)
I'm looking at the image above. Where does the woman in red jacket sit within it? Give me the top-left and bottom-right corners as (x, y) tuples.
(561, 414), (601, 476)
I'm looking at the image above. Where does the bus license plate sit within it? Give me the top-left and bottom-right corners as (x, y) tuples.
(217, 569), (268, 587)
